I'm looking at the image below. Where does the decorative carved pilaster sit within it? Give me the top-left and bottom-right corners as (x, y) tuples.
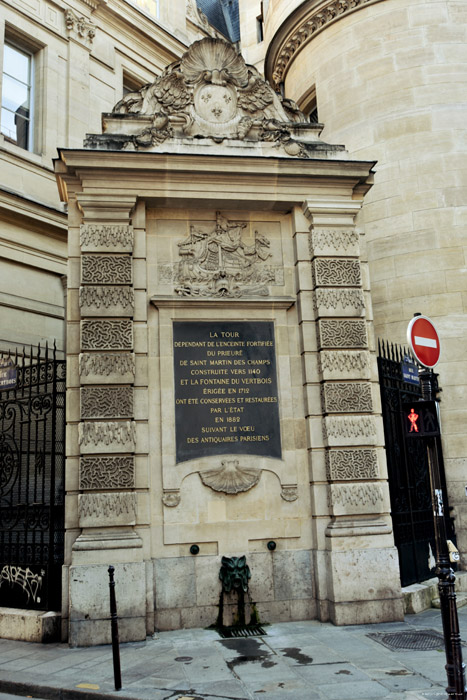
(322, 382), (373, 413)
(79, 421), (136, 454)
(81, 320), (133, 350)
(80, 386), (134, 419)
(323, 416), (377, 446)
(75, 203), (138, 543)
(314, 288), (365, 317)
(319, 350), (370, 380)
(325, 448), (379, 480)
(80, 224), (134, 252)
(299, 211), (386, 533)
(80, 456), (135, 490)
(78, 492), (137, 527)
(79, 353), (136, 384)
(313, 258), (361, 287)
(310, 228), (360, 257)
(79, 286), (134, 316)
(318, 319), (367, 349)
(328, 483), (384, 515)
(81, 255), (132, 285)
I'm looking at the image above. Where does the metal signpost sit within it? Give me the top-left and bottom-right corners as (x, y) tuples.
(406, 314), (466, 699)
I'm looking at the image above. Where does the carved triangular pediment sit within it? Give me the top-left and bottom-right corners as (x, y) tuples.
(84, 38), (344, 159)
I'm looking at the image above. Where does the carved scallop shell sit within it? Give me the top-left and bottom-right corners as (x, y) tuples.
(181, 39), (248, 87)
(200, 459), (261, 494)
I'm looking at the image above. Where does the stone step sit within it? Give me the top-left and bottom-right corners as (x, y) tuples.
(0, 607), (60, 642)
(432, 592), (467, 610)
(402, 570), (467, 615)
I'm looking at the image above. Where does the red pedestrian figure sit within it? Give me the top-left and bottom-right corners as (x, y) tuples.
(408, 407), (419, 432)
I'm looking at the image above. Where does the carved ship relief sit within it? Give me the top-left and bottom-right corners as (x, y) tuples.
(175, 212), (278, 297)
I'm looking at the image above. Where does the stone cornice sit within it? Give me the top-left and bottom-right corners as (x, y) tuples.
(265, 0), (384, 88)
(150, 296), (296, 310)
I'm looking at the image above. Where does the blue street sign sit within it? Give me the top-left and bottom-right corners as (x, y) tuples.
(401, 355), (420, 385)
(0, 357), (17, 390)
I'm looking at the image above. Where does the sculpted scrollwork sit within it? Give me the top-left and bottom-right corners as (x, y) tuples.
(80, 224), (134, 252)
(89, 38), (339, 160)
(81, 255), (132, 285)
(271, 0), (375, 87)
(313, 258), (361, 287)
(79, 456), (135, 490)
(318, 320), (368, 349)
(322, 382), (373, 413)
(81, 320), (133, 350)
(326, 448), (379, 481)
(175, 211), (279, 297)
(81, 386), (134, 419)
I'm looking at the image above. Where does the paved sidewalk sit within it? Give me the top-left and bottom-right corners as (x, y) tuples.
(0, 606), (466, 700)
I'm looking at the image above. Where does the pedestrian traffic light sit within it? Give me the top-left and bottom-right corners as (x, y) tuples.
(402, 400), (440, 437)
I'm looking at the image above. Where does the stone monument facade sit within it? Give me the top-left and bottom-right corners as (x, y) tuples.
(55, 37), (403, 645)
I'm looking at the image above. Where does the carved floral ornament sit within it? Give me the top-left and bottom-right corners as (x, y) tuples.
(84, 38), (344, 159)
(268, 0), (379, 88)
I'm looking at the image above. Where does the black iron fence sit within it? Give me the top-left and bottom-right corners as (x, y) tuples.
(377, 340), (453, 587)
(0, 343), (65, 610)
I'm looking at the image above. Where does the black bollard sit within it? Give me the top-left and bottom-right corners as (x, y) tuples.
(108, 565), (122, 691)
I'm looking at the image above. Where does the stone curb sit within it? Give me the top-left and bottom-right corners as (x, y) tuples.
(0, 678), (129, 700)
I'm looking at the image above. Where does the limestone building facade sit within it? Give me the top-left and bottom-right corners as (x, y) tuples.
(256, 0), (467, 565)
(0, 0), (466, 644)
(0, 0), (214, 354)
(55, 36), (404, 644)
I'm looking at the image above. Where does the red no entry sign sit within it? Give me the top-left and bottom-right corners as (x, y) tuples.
(407, 315), (441, 368)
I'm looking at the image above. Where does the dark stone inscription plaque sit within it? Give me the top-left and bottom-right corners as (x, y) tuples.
(173, 321), (281, 463)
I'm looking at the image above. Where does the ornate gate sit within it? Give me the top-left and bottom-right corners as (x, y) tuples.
(377, 340), (453, 587)
(0, 344), (65, 610)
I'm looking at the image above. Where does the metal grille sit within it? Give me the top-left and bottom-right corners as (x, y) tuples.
(377, 340), (453, 587)
(368, 629), (448, 651)
(217, 625), (267, 638)
(0, 343), (65, 611)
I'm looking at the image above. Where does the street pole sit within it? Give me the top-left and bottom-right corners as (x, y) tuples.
(108, 565), (122, 691)
(420, 369), (466, 700)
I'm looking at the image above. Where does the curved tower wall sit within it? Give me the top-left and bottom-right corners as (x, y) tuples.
(265, 0), (467, 562)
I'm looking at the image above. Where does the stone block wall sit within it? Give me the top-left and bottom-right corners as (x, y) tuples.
(274, 0), (467, 563)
